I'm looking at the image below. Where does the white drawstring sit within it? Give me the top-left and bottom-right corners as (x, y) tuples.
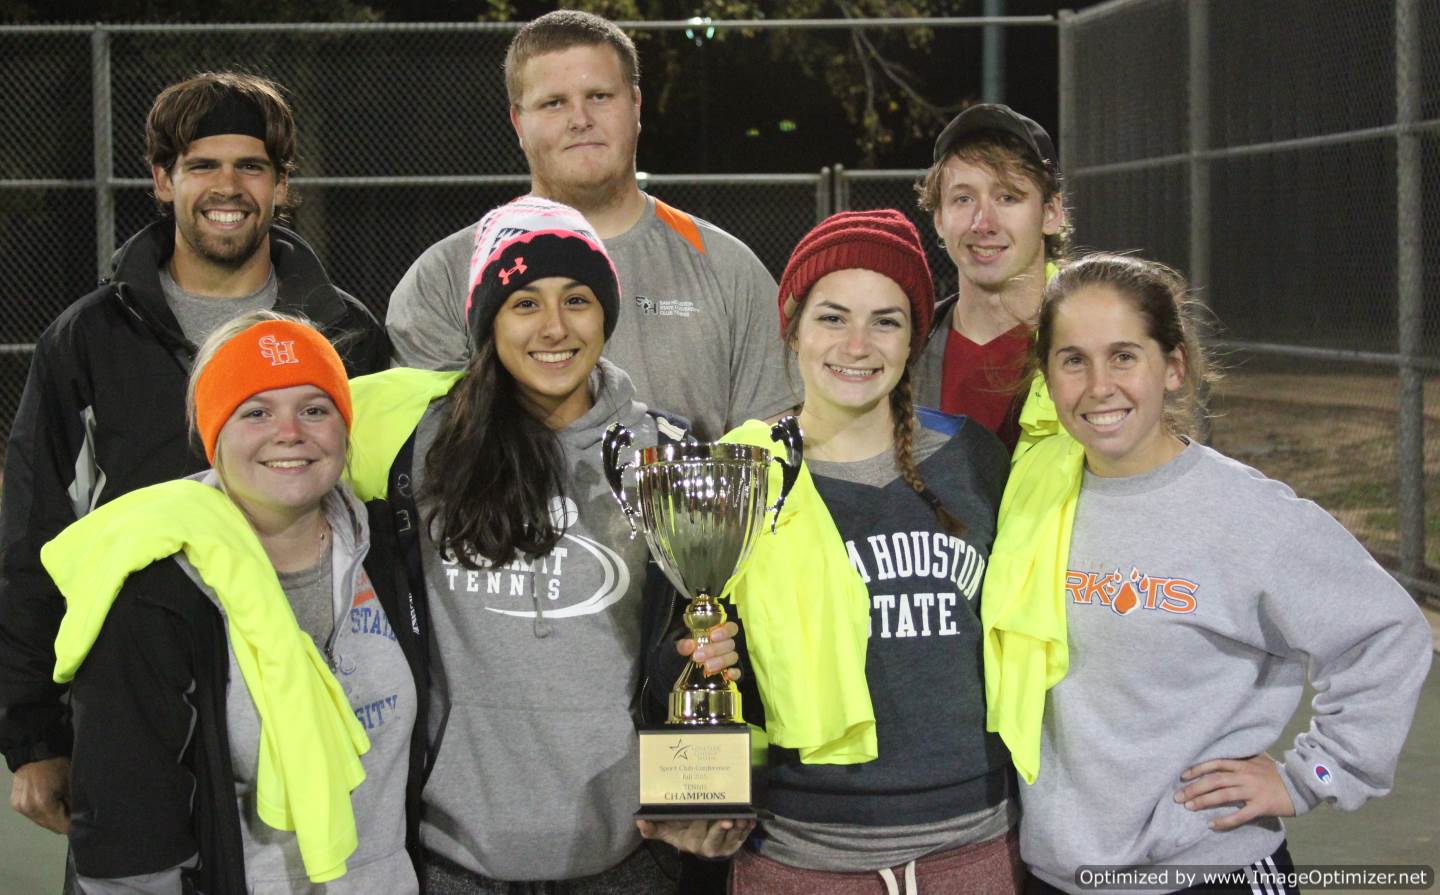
(877, 860), (919, 895)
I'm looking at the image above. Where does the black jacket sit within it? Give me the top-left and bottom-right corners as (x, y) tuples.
(67, 499), (429, 894)
(0, 221), (390, 770)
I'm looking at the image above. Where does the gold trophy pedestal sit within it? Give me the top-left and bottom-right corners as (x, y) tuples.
(638, 592), (754, 820)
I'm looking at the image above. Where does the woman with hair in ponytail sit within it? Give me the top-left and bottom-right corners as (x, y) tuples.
(708, 210), (1020, 894)
(345, 196), (746, 893)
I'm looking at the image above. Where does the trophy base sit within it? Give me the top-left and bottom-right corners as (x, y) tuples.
(636, 724), (755, 820)
(668, 686), (740, 725)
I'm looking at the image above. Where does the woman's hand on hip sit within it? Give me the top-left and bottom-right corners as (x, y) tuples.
(1176, 753), (1296, 831)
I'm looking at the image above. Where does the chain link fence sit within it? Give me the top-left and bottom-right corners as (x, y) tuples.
(0, 16), (1059, 459)
(3, 10), (1437, 597)
(1060, 0), (1440, 597)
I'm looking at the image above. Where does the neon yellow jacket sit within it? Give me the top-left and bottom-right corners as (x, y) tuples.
(976, 259), (1080, 784)
(45, 480), (369, 883)
(720, 421), (876, 764)
(980, 366), (1082, 783)
(347, 368), (464, 500)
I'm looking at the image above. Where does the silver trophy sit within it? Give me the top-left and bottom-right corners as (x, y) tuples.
(603, 417), (803, 727)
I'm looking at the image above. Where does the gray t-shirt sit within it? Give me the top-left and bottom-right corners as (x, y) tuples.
(160, 267), (278, 347)
(805, 426), (949, 488)
(278, 556), (333, 654)
(385, 193), (793, 440)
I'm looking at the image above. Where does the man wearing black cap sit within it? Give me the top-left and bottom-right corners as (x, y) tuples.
(0, 71), (388, 835)
(913, 104), (1070, 450)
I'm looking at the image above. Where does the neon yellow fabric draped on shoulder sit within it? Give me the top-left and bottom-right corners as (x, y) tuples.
(346, 367), (464, 500)
(719, 420), (876, 764)
(45, 480), (369, 883)
(981, 364), (1083, 783)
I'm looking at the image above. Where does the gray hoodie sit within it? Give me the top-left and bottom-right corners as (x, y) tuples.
(413, 358), (660, 881)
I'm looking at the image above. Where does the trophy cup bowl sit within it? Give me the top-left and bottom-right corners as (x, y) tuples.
(603, 416), (802, 817)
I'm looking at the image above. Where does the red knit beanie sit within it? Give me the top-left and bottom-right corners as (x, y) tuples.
(777, 209), (935, 352)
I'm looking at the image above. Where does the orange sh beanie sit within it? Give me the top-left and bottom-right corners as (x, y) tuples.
(194, 320), (353, 463)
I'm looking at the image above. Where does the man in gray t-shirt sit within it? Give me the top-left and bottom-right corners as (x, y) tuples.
(386, 10), (792, 440)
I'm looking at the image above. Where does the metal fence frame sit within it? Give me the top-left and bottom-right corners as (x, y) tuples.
(1057, 0), (1437, 599)
(0, 15), (1055, 281)
(1, 12), (1434, 596)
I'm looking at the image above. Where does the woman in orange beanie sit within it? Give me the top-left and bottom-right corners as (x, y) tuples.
(49, 311), (424, 894)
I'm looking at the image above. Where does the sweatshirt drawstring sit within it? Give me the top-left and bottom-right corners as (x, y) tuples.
(877, 860), (917, 895)
(530, 573), (552, 638)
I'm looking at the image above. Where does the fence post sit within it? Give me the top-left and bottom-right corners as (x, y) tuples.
(1057, 10), (1075, 181)
(816, 166), (832, 222)
(1395, 0), (1424, 582)
(1187, 0), (1212, 444)
(833, 163), (848, 212)
(92, 26), (114, 279)
(982, 0), (1005, 104)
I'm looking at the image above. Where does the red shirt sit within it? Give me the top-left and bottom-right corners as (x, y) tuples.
(938, 323), (1030, 450)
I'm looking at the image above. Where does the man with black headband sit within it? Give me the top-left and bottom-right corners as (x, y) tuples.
(0, 71), (389, 836)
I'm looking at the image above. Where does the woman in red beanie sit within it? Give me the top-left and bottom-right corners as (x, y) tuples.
(46, 311), (425, 894)
(718, 210), (1021, 893)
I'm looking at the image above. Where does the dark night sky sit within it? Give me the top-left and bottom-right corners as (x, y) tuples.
(6, 0), (1104, 171)
(627, 2), (1096, 172)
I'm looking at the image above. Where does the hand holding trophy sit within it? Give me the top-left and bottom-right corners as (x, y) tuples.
(603, 416), (802, 819)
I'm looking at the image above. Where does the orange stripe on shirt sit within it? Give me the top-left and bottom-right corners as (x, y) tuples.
(352, 569), (377, 606)
(653, 199), (706, 255)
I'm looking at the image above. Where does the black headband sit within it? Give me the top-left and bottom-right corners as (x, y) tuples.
(192, 92), (267, 142)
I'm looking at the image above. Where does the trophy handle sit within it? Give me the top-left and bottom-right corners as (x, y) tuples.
(766, 415), (804, 532)
(602, 423), (639, 539)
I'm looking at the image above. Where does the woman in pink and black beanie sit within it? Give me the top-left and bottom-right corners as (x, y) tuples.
(714, 209), (1021, 893)
(346, 196), (748, 892)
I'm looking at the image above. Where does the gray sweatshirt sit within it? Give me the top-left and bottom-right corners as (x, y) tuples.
(412, 359), (660, 881)
(1020, 443), (1432, 894)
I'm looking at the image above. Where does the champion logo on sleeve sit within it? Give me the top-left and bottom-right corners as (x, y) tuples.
(1314, 764), (1332, 784)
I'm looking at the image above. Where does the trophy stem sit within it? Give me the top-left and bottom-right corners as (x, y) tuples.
(668, 592), (744, 725)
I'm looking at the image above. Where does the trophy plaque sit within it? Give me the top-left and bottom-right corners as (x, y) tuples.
(603, 417), (803, 819)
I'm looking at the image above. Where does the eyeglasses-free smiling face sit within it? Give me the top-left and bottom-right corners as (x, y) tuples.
(793, 268), (913, 420)
(932, 156), (1063, 295)
(214, 384), (347, 529)
(153, 133), (286, 277)
(1045, 284), (1186, 478)
(493, 276), (606, 429)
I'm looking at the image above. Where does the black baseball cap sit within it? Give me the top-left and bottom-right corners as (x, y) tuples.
(932, 103), (1059, 176)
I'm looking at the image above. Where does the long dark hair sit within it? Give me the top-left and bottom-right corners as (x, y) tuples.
(421, 336), (570, 568)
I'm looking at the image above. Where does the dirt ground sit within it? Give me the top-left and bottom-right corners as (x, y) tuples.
(1204, 360), (1440, 583)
